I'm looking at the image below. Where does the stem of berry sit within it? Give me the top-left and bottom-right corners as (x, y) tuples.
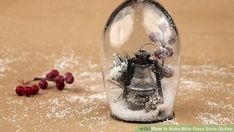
(18, 77), (55, 85)
(162, 60), (165, 67)
(18, 80), (34, 86)
(33, 77), (54, 82)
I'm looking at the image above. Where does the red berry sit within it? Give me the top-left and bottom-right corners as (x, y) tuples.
(163, 65), (174, 78)
(64, 72), (73, 77)
(159, 22), (168, 32)
(46, 72), (53, 79)
(154, 47), (166, 60)
(50, 69), (59, 78)
(31, 85), (39, 95)
(65, 75), (74, 84)
(149, 32), (161, 43)
(39, 80), (48, 89)
(56, 82), (65, 90)
(15, 86), (24, 96)
(168, 34), (177, 44)
(55, 75), (65, 84)
(23, 86), (32, 97)
(166, 46), (174, 57)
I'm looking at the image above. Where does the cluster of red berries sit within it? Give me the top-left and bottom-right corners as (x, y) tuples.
(15, 69), (74, 97)
(15, 85), (40, 97)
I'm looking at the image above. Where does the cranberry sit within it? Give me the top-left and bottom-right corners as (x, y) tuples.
(149, 32), (161, 43)
(39, 80), (48, 89)
(65, 75), (74, 84)
(15, 86), (24, 96)
(163, 65), (174, 78)
(168, 35), (177, 44)
(159, 22), (168, 32)
(55, 75), (65, 84)
(31, 85), (39, 95)
(23, 86), (32, 97)
(154, 47), (166, 60)
(46, 72), (53, 79)
(166, 46), (174, 57)
(50, 69), (59, 78)
(64, 72), (73, 77)
(56, 82), (65, 90)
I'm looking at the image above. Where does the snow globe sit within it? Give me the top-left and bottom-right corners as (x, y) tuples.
(101, 0), (181, 123)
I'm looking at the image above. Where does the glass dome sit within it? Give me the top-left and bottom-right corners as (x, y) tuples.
(101, 0), (181, 123)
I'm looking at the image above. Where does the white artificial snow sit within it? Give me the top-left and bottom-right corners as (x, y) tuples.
(197, 113), (232, 125)
(108, 79), (176, 122)
(180, 79), (203, 91)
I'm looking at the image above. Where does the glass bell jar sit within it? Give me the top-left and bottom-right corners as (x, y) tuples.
(101, 0), (181, 123)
